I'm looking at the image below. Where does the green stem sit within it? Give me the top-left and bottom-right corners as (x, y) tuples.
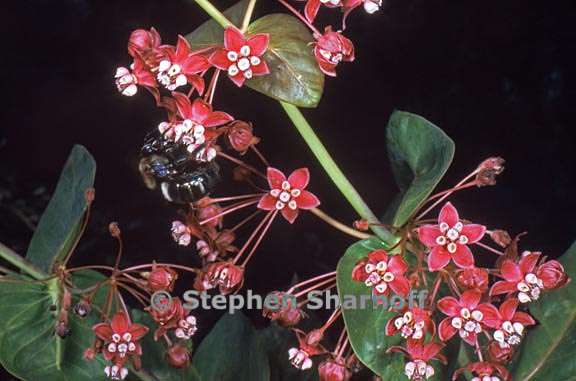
(193, 0), (234, 28)
(192, 0), (395, 244)
(280, 102), (394, 243)
(241, 0), (257, 32)
(0, 242), (46, 279)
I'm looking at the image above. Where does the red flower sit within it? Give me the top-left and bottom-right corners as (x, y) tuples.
(147, 264), (178, 292)
(343, 0), (382, 16)
(156, 36), (210, 92)
(92, 312), (149, 379)
(288, 329), (328, 370)
(262, 291), (305, 327)
(385, 306), (435, 340)
(160, 92), (233, 156)
(301, 0), (343, 24)
(314, 27), (355, 77)
(209, 27), (270, 87)
(437, 290), (498, 346)
(351, 249), (411, 298)
(258, 168), (320, 224)
(147, 297), (185, 340)
(487, 341), (513, 363)
(166, 345), (191, 369)
(489, 251), (569, 303)
(115, 56), (157, 97)
(418, 202), (486, 271)
(483, 299), (536, 350)
(456, 267), (489, 293)
(389, 340), (445, 381)
(203, 261), (245, 295)
(453, 361), (511, 381)
(226, 120), (259, 154)
(128, 27), (162, 65)
(318, 356), (352, 381)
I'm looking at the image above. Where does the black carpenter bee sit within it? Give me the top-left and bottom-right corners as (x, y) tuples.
(139, 131), (220, 204)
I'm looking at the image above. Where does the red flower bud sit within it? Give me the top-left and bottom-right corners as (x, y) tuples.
(537, 259), (570, 290)
(196, 202), (223, 229)
(353, 219), (370, 231)
(488, 341), (513, 363)
(319, 357), (352, 381)
(147, 264), (178, 292)
(314, 27), (355, 77)
(456, 267), (489, 292)
(227, 120), (259, 154)
(489, 230), (512, 248)
(166, 345), (190, 368)
(109, 222), (121, 238)
(476, 157), (505, 186)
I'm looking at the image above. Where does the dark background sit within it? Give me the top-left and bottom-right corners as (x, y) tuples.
(1, 0), (575, 377)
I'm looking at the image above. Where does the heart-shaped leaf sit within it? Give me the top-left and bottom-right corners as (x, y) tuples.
(186, 1), (324, 108)
(245, 14), (324, 108)
(26, 145), (96, 273)
(192, 312), (270, 380)
(386, 111), (455, 227)
(509, 241), (576, 380)
(0, 271), (108, 380)
(337, 238), (448, 379)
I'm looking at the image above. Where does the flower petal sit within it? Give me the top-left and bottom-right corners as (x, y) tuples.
(438, 318), (458, 341)
(111, 312), (129, 334)
(295, 190), (320, 210)
(258, 194), (277, 210)
(438, 202), (459, 227)
(352, 260), (368, 282)
(367, 249), (388, 263)
(191, 98), (212, 123)
(247, 34), (270, 56)
(385, 316), (397, 336)
(281, 207), (299, 224)
(461, 331), (478, 346)
(389, 276), (410, 297)
(519, 252), (541, 274)
(93, 323), (113, 340)
(476, 303), (500, 328)
(203, 111), (234, 127)
(209, 49), (232, 70)
(460, 224), (486, 243)
(514, 311), (536, 326)
(129, 323), (149, 340)
(500, 260), (523, 282)
(251, 60), (270, 76)
(172, 91), (192, 119)
(174, 35), (192, 62)
(388, 255), (408, 275)
(224, 27), (246, 51)
(428, 246), (451, 271)
(437, 296), (461, 316)
(489, 280), (517, 296)
(182, 54), (210, 74)
(460, 290), (481, 310)
(422, 342), (444, 361)
(229, 72), (246, 87)
(266, 167), (287, 190)
(417, 225), (443, 247)
(288, 168), (310, 189)
(304, 0), (321, 23)
(499, 299), (518, 321)
(452, 244), (475, 269)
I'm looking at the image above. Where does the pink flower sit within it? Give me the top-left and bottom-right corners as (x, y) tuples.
(288, 329), (328, 370)
(156, 36), (211, 92)
(483, 299), (535, 350)
(301, 0), (343, 24)
(385, 307), (435, 340)
(489, 251), (569, 303)
(437, 290), (499, 346)
(388, 340), (445, 381)
(318, 356), (352, 381)
(456, 267), (490, 292)
(258, 168), (320, 223)
(351, 249), (411, 298)
(114, 56), (158, 97)
(127, 27), (162, 65)
(209, 27), (270, 87)
(203, 261), (245, 295)
(314, 27), (355, 77)
(418, 202), (486, 271)
(147, 264), (178, 292)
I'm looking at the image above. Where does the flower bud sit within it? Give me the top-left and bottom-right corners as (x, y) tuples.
(196, 202), (223, 229)
(306, 329), (325, 347)
(109, 222), (121, 238)
(488, 341), (513, 363)
(457, 267), (489, 292)
(84, 347), (96, 361)
(353, 219), (370, 231)
(537, 260), (570, 290)
(262, 291), (304, 327)
(476, 157), (505, 187)
(227, 121), (259, 154)
(147, 264), (178, 292)
(319, 357), (352, 381)
(314, 27), (355, 77)
(489, 230), (512, 248)
(55, 319), (71, 338)
(171, 220), (192, 246)
(166, 345), (191, 368)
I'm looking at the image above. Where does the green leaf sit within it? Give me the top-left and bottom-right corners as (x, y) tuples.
(386, 111), (455, 227)
(245, 14), (324, 108)
(186, 0), (250, 50)
(26, 145), (96, 273)
(130, 310), (201, 381)
(193, 312), (269, 381)
(0, 271), (108, 381)
(510, 241), (576, 380)
(336, 238), (405, 378)
(186, 1), (324, 108)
